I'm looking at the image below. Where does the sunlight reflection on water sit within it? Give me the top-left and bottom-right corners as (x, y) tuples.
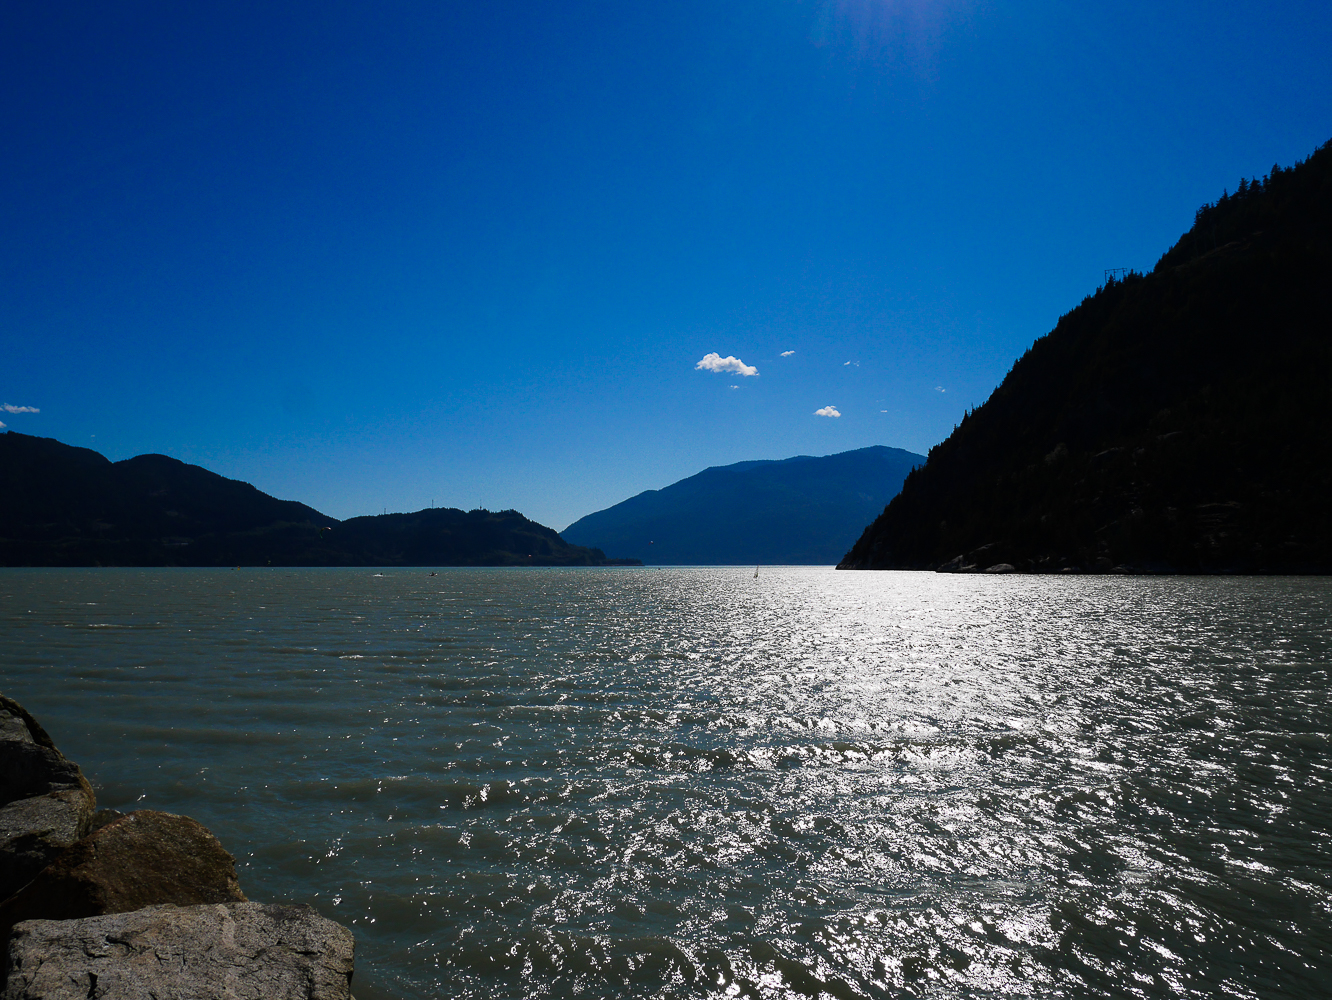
(2, 568), (1329, 998)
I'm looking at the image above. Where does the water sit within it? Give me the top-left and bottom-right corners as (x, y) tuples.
(1, 568), (1329, 999)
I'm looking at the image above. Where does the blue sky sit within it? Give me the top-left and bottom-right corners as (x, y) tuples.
(4, 1), (1330, 529)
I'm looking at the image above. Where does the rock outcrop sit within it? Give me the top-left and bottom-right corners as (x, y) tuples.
(2, 902), (355, 1000)
(0, 810), (247, 936)
(0, 697), (95, 901)
(0, 695), (356, 999)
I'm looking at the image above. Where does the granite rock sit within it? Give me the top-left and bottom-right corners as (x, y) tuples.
(89, 809), (125, 833)
(0, 811), (245, 935)
(0, 697), (59, 753)
(0, 696), (96, 901)
(3, 902), (354, 1000)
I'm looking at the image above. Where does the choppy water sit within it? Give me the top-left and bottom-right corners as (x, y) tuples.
(1, 568), (1329, 999)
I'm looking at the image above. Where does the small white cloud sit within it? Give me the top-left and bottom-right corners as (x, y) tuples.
(780, 350), (795, 357)
(0, 420), (6, 429)
(729, 385), (739, 389)
(814, 405), (841, 418)
(1, 404), (39, 414)
(934, 386), (946, 393)
(880, 409), (888, 413)
(695, 353), (758, 377)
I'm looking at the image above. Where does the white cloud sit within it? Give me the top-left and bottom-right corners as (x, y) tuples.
(814, 405), (841, 418)
(695, 353), (758, 377)
(780, 350), (795, 357)
(729, 385), (739, 390)
(1, 404), (39, 413)
(934, 386), (946, 392)
(0, 420), (5, 428)
(880, 409), (888, 413)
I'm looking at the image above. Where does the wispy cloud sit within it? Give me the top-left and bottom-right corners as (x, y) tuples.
(814, 405), (841, 418)
(0, 421), (6, 429)
(780, 350), (795, 357)
(1, 404), (39, 413)
(843, 360), (859, 367)
(695, 353), (758, 377)
(729, 385), (740, 390)
(934, 386), (945, 392)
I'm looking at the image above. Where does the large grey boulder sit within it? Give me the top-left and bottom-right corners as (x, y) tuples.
(3, 902), (355, 1000)
(0, 810), (247, 936)
(0, 696), (96, 901)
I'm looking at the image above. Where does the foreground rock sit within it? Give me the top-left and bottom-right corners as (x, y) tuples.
(3, 902), (354, 1000)
(0, 696), (95, 900)
(0, 810), (246, 936)
(0, 695), (357, 998)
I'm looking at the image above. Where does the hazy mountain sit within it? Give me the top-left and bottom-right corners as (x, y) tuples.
(562, 446), (924, 565)
(840, 139), (1332, 573)
(0, 432), (633, 567)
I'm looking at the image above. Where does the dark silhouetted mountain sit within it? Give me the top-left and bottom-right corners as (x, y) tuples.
(840, 139), (1332, 574)
(331, 508), (630, 567)
(561, 446), (924, 564)
(0, 432), (634, 567)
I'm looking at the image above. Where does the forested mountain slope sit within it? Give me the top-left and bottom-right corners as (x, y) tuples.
(840, 139), (1332, 573)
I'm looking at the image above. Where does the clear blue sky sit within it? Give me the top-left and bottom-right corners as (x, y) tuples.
(4, 1), (1330, 529)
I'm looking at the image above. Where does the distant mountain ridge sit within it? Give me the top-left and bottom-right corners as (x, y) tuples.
(840, 138), (1332, 573)
(562, 445), (924, 565)
(0, 432), (634, 567)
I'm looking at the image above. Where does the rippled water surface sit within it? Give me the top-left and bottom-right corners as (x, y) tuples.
(1, 568), (1330, 999)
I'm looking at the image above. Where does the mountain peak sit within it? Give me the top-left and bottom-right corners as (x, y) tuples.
(563, 445), (923, 565)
